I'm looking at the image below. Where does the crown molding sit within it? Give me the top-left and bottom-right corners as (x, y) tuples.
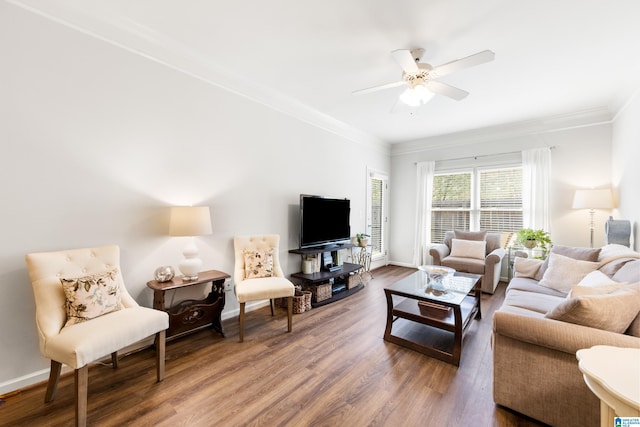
(7, 0), (390, 155)
(391, 107), (613, 157)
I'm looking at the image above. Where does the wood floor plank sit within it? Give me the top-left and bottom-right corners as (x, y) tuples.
(0, 265), (547, 427)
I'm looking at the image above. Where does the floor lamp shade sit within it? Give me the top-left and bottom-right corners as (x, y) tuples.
(169, 206), (212, 280)
(571, 189), (613, 210)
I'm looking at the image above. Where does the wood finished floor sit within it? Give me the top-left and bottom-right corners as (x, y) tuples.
(0, 265), (546, 427)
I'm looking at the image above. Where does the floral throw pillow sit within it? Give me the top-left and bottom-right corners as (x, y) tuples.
(244, 250), (274, 279)
(61, 269), (123, 327)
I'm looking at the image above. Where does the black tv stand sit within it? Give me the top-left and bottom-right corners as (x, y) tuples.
(289, 244), (364, 307)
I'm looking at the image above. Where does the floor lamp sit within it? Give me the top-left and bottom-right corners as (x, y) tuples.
(572, 189), (613, 248)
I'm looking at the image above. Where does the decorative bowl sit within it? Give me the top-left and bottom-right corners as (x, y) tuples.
(154, 266), (175, 282)
(418, 265), (455, 296)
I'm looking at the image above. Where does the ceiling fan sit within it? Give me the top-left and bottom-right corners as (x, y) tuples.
(353, 48), (495, 107)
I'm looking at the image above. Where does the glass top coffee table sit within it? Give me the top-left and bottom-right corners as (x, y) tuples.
(383, 269), (482, 366)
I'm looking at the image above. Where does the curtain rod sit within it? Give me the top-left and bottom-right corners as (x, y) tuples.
(414, 146), (555, 165)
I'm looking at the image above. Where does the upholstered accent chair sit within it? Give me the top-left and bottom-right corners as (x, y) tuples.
(233, 234), (295, 342)
(429, 230), (506, 293)
(25, 245), (169, 427)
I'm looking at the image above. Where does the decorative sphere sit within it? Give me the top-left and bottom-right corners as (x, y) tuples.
(154, 266), (175, 282)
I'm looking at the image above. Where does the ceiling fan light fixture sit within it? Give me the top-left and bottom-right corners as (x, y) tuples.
(399, 84), (433, 107)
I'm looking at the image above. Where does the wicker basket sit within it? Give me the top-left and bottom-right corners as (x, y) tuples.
(347, 273), (362, 289)
(293, 290), (312, 313)
(274, 290), (312, 313)
(306, 282), (332, 303)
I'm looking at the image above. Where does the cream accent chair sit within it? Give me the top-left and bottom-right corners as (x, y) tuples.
(233, 235), (295, 342)
(25, 245), (169, 427)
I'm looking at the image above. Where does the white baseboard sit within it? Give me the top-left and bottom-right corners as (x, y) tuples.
(388, 260), (417, 268)
(0, 301), (269, 396)
(0, 368), (50, 396)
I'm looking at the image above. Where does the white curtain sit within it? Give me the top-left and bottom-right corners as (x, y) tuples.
(412, 161), (435, 266)
(522, 147), (551, 231)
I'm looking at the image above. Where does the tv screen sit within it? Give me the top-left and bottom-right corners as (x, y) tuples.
(300, 195), (351, 249)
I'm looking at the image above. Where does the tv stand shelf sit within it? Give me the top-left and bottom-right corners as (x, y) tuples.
(290, 242), (364, 307)
(291, 262), (362, 284)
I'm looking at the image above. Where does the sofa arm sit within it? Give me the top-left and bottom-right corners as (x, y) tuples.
(493, 311), (640, 355)
(429, 244), (450, 265)
(486, 247), (505, 265)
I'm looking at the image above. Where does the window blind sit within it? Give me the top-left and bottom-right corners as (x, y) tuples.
(430, 167), (522, 243)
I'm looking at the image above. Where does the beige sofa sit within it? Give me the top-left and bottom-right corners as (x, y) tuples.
(492, 244), (640, 427)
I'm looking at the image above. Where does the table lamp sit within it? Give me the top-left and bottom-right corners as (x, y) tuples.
(572, 189), (613, 248)
(169, 206), (212, 281)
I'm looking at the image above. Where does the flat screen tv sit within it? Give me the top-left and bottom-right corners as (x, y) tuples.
(299, 194), (351, 249)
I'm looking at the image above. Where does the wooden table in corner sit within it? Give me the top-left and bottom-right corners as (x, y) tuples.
(147, 269), (230, 340)
(576, 345), (640, 427)
(383, 270), (482, 366)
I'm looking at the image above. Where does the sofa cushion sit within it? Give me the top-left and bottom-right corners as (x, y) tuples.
(454, 230), (487, 241)
(503, 288), (564, 315)
(537, 245), (602, 280)
(600, 257), (637, 277)
(611, 259), (640, 283)
(506, 277), (567, 297)
(450, 238), (486, 260)
(545, 285), (640, 333)
(442, 256), (485, 274)
(495, 304), (547, 318)
(538, 253), (599, 293)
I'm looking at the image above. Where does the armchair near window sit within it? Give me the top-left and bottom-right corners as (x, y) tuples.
(25, 245), (169, 427)
(429, 231), (506, 293)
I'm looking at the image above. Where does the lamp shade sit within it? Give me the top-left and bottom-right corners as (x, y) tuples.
(572, 189), (613, 209)
(169, 206), (212, 236)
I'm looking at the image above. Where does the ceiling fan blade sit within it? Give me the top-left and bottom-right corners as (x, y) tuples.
(425, 81), (469, 101)
(352, 80), (406, 95)
(430, 50), (495, 78)
(391, 49), (419, 73)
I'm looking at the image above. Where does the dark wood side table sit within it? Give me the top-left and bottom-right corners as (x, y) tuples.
(147, 269), (230, 340)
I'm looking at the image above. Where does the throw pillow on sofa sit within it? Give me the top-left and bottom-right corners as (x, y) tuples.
(449, 238), (487, 260)
(513, 257), (543, 279)
(536, 244), (601, 280)
(538, 253), (599, 293)
(546, 283), (640, 333)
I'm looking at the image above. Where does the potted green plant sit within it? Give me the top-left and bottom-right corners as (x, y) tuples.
(356, 233), (370, 247)
(516, 228), (552, 252)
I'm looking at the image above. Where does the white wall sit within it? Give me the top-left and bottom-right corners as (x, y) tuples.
(389, 122), (614, 266)
(612, 93), (640, 251)
(0, 5), (389, 392)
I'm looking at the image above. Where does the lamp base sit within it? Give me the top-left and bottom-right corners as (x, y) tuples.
(178, 238), (202, 281)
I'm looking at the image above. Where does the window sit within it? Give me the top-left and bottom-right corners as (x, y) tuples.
(431, 172), (472, 244)
(367, 170), (388, 259)
(479, 168), (523, 232)
(431, 166), (522, 243)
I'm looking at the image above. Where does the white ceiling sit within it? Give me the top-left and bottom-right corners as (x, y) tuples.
(11, 0), (640, 144)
